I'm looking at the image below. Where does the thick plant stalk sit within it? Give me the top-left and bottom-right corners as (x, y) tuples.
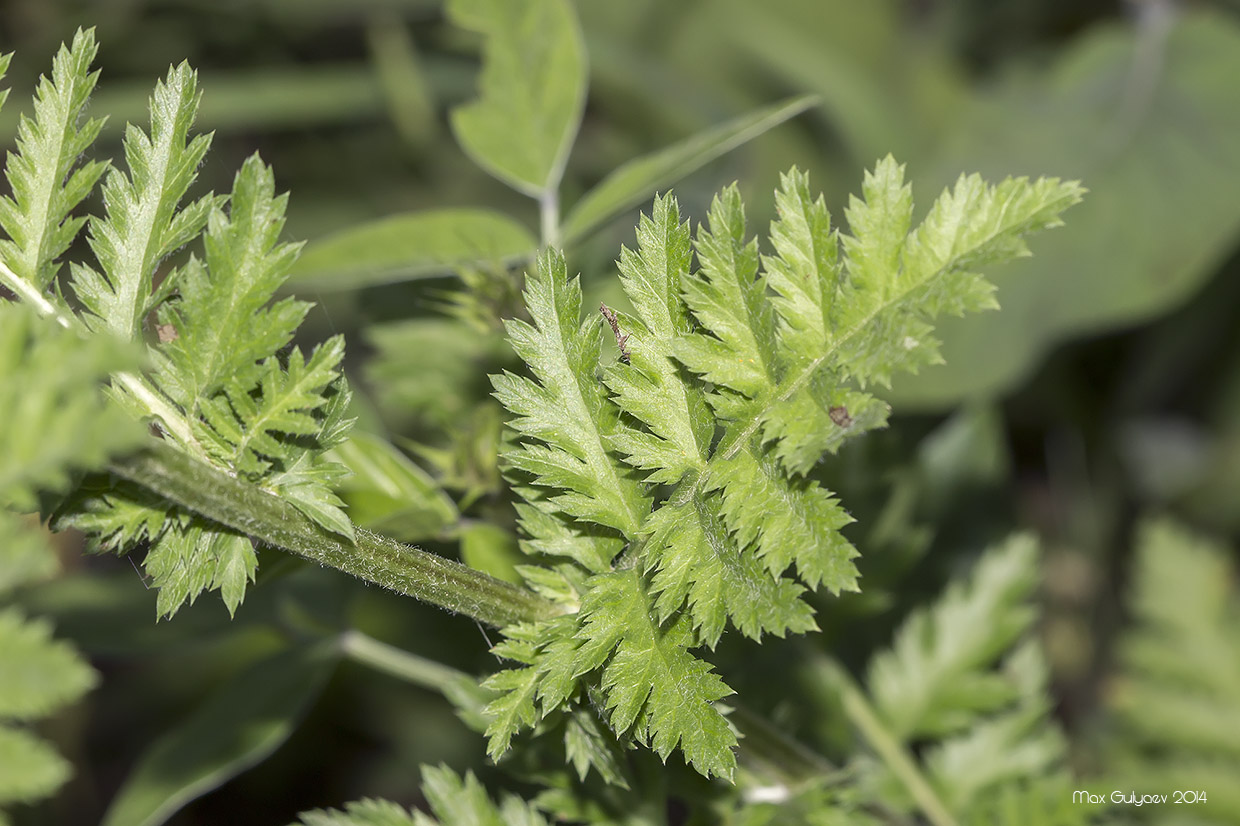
(109, 441), (561, 628)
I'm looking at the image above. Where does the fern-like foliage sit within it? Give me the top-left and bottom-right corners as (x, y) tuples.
(483, 161), (1082, 778)
(0, 29), (107, 297)
(68, 62), (219, 340)
(859, 535), (1070, 818)
(1105, 520), (1240, 822)
(293, 765), (548, 826)
(0, 30), (352, 616)
(0, 303), (141, 820)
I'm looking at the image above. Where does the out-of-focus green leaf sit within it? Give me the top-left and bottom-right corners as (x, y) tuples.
(365, 317), (512, 432)
(917, 405), (1010, 495)
(289, 209), (535, 290)
(0, 304), (144, 511)
(560, 95), (818, 245)
(328, 432), (458, 542)
(365, 14), (438, 149)
(0, 608), (96, 719)
(1105, 521), (1240, 820)
(101, 642), (338, 826)
(12, 573), (237, 656)
(888, 11), (1240, 408)
(0, 521), (57, 595)
(0, 607), (97, 810)
(0, 725), (71, 807)
(0, 65), (387, 143)
(447, 0), (586, 197)
(459, 523), (521, 584)
(716, 0), (959, 163)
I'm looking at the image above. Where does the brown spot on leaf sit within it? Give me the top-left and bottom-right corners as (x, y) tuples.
(829, 406), (853, 428)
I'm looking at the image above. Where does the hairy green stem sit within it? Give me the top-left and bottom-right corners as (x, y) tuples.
(823, 658), (959, 826)
(109, 441), (562, 628)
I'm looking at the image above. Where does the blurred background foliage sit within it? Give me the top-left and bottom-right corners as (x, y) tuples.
(3, 0), (1239, 823)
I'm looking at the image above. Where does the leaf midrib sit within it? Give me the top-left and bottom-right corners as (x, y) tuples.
(711, 192), (1072, 472)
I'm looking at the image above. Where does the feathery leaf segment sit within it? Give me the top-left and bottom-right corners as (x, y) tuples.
(483, 160), (1084, 778)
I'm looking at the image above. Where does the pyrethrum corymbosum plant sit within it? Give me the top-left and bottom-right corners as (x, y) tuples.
(2, 8), (1165, 826)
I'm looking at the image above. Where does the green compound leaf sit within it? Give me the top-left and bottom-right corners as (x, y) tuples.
(295, 798), (418, 826)
(448, 0), (586, 197)
(699, 160), (1083, 476)
(0, 28), (108, 298)
(289, 208), (536, 290)
(102, 642), (337, 826)
(561, 95), (817, 245)
(857, 535), (1069, 818)
(491, 249), (649, 538)
(0, 308), (116, 818)
(868, 535), (1039, 740)
(0, 607), (96, 812)
(60, 153), (354, 617)
(70, 61), (222, 340)
(154, 153), (307, 429)
(293, 765), (548, 826)
(571, 568), (737, 779)
(640, 494), (815, 647)
(1105, 520), (1240, 820)
(485, 162), (1078, 779)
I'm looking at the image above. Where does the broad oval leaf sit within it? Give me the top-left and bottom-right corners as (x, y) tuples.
(561, 95), (819, 245)
(289, 208), (536, 289)
(447, 0), (587, 197)
(887, 11), (1240, 408)
(100, 642), (337, 826)
(328, 432), (459, 542)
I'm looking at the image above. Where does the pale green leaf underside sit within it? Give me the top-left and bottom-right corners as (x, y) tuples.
(71, 61), (219, 340)
(448, 0), (586, 196)
(0, 32), (352, 619)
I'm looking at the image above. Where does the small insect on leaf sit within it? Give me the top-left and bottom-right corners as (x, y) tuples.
(156, 324), (179, 343)
(599, 302), (631, 365)
(829, 406), (852, 428)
